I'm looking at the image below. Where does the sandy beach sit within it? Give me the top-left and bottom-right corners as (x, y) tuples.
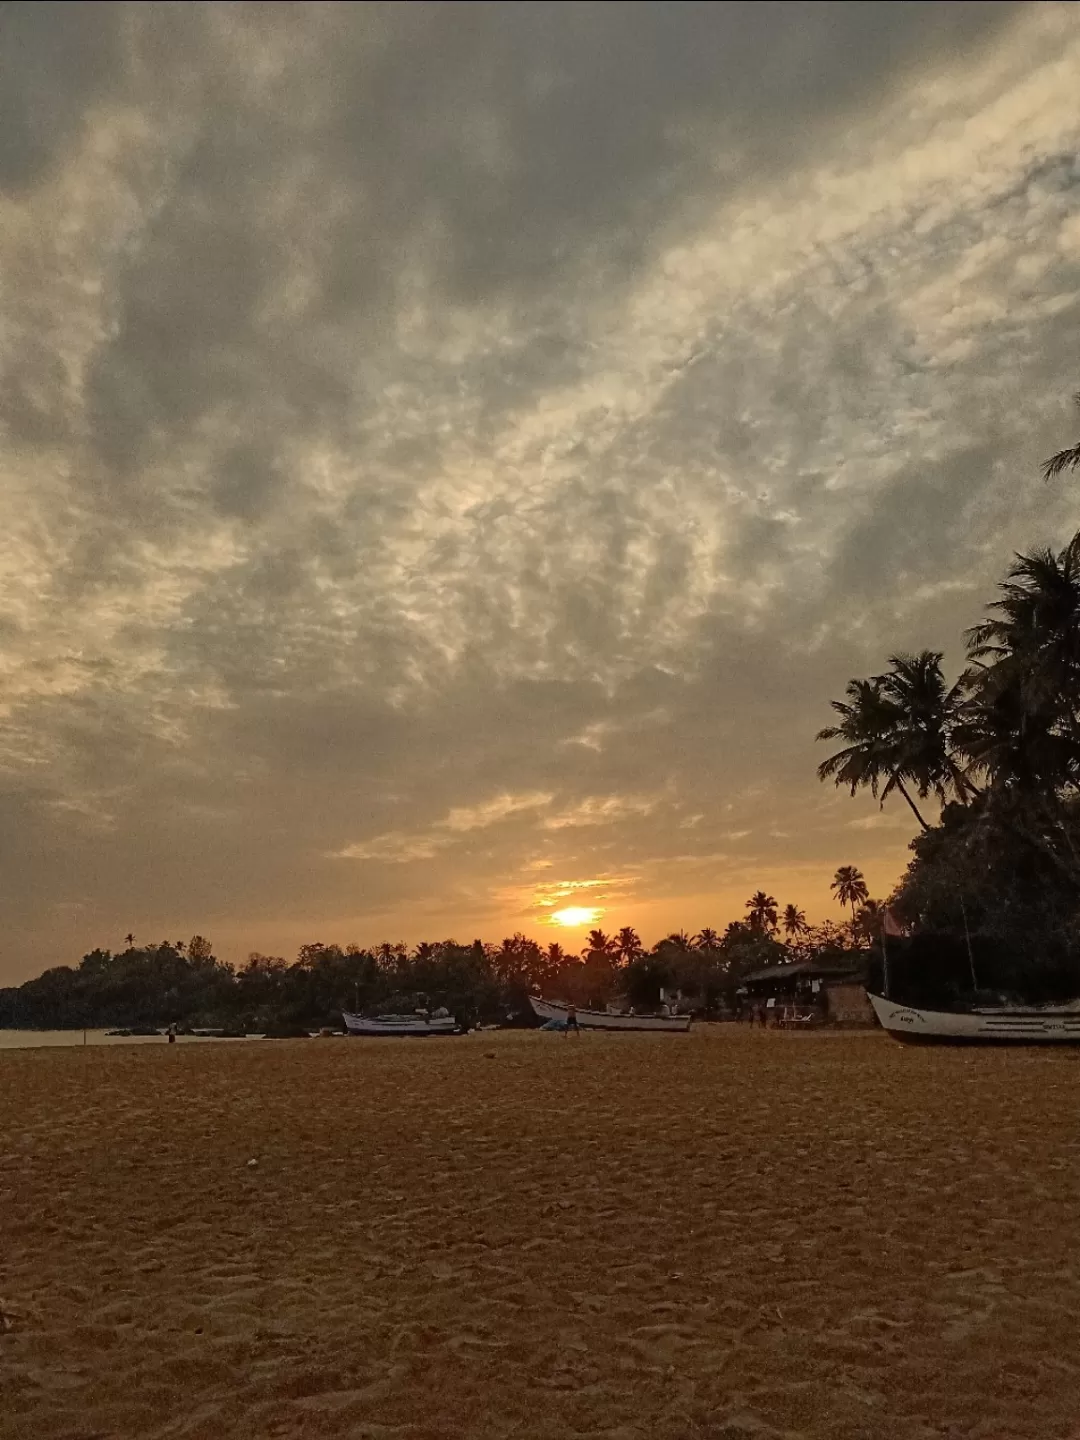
(3, 1028), (1080, 1440)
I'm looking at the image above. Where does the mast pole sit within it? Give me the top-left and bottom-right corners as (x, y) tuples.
(880, 925), (890, 1000)
(959, 894), (978, 992)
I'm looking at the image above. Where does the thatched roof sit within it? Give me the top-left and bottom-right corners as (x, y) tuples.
(740, 960), (860, 985)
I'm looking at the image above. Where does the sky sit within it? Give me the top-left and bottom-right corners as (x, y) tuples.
(2, 2), (1080, 981)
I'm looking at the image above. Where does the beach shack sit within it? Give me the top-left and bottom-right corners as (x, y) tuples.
(738, 960), (870, 1026)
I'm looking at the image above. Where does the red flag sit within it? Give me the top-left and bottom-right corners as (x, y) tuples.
(883, 908), (908, 938)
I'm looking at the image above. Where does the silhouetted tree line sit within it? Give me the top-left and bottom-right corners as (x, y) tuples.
(0, 892), (869, 1033)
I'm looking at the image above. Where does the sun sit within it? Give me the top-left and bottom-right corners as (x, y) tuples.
(550, 906), (600, 928)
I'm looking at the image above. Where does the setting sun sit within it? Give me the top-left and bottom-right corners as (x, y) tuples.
(550, 906), (601, 928)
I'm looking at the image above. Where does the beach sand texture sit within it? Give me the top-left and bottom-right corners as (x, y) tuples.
(3, 1028), (1080, 1440)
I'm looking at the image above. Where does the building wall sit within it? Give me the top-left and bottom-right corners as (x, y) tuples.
(824, 981), (876, 1026)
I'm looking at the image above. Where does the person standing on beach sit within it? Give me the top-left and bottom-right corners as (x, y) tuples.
(167, 1024), (176, 1045)
(565, 1005), (580, 1036)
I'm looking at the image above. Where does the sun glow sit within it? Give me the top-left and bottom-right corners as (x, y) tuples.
(550, 906), (600, 928)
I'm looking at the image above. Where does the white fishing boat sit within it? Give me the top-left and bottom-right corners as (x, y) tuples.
(342, 1010), (459, 1037)
(529, 996), (691, 1033)
(868, 993), (1080, 1045)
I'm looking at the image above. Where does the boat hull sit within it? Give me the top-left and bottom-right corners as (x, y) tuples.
(868, 993), (1080, 1045)
(529, 997), (691, 1032)
(342, 1011), (458, 1037)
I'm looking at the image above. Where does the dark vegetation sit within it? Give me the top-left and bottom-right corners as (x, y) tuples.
(818, 512), (1080, 1004)
(0, 897), (861, 1034)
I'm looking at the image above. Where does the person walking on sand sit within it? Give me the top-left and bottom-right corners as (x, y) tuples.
(565, 1004), (580, 1036)
(167, 1024), (176, 1045)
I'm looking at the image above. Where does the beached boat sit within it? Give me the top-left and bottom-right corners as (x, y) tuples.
(529, 996), (691, 1032)
(341, 1011), (459, 1037)
(868, 992), (1080, 1045)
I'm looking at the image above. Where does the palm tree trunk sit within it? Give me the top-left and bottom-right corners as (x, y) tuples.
(894, 777), (929, 830)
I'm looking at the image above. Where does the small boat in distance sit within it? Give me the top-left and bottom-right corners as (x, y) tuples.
(342, 1010), (459, 1037)
(529, 996), (691, 1033)
(868, 993), (1080, 1045)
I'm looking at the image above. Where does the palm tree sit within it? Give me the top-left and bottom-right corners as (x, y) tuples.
(614, 927), (643, 964)
(831, 866), (869, 937)
(745, 892), (779, 935)
(662, 930), (694, 952)
(818, 678), (930, 827)
(953, 673), (1069, 798)
(961, 534), (1080, 794)
(781, 904), (808, 940)
(876, 652), (971, 803)
(955, 534), (1080, 887)
(817, 653), (967, 829)
(124, 932), (135, 949)
(853, 899), (885, 945)
(694, 928), (720, 952)
(584, 929), (615, 958)
(1042, 391), (1080, 481)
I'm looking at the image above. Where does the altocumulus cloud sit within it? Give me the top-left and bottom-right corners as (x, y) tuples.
(1, 2), (1079, 977)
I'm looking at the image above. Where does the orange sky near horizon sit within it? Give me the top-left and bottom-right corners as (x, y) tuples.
(54, 827), (914, 976)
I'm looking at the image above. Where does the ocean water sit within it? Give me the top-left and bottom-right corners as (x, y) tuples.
(0, 1030), (263, 1050)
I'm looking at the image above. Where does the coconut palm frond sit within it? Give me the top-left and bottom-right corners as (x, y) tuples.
(1043, 443), (1080, 481)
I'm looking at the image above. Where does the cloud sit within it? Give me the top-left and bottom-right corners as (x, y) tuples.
(335, 790), (553, 863)
(335, 832), (451, 865)
(848, 812), (925, 833)
(443, 791), (552, 833)
(496, 872), (637, 929)
(0, 3), (124, 193)
(542, 795), (661, 830)
(1, 2), (1078, 977)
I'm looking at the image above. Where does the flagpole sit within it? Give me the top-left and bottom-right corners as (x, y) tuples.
(880, 925), (890, 999)
(959, 894), (978, 993)
(881, 907), (908, 998)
